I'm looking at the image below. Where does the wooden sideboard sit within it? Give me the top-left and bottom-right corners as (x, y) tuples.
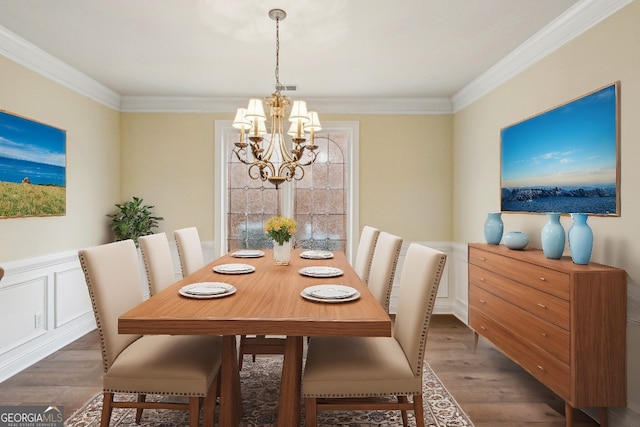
(468, 243), (626, 427)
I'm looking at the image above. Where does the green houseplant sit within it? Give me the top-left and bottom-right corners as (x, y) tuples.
(107, 196), (163, 247)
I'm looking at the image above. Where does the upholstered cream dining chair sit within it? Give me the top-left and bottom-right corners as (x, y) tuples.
(139, 232), (177, 295)
(174, 226), (205, 277)
(352, 225), (380, 284)
(79, 240), (222, 427)
(367, 231), (403, 312)
(302, 243), (447, 427)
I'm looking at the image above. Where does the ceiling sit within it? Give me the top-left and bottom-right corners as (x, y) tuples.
(0, 0), (604, 110)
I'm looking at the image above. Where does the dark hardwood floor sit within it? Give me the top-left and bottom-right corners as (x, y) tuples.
(0, 315), (600, 425)
(425, 315), (599, 427)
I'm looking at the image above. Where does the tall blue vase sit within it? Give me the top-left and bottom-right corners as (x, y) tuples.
(541, 212), (565, 259)
(568, 213), (593, 265)
(484, 212), (503, 245)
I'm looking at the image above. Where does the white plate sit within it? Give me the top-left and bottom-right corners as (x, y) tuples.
(305, 284), (357, 299)
(231, 250), (265, 258)
(213, 263), (256, 274)
(300, 250), (334, 259)
(301, 285), (360, 303)
(299, 266), (344, 278)
(179, 282), (236, 299)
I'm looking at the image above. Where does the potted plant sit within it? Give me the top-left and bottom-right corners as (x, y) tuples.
(107, 196), (163, 247)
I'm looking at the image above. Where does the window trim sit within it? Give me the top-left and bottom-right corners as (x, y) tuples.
(214, 120), (359, 261)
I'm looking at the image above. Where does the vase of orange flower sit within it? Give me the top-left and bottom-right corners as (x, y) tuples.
(265, 216), (296, 265)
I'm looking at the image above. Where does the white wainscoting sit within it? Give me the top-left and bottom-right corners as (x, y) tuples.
(389, 241), (469, 324)
(0, 250), (95, 382)
(0, 239), (215, 382)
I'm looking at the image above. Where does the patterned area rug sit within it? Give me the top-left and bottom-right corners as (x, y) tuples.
(65, 357), (473, 426)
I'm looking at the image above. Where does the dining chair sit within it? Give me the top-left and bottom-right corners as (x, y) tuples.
(352, 225), (380, 283)
(367, 231), (402, 312)
(174, 226), (205, 277)
(302, 243), (447, 427)
(139, 232), (177, 295)
(78, 239), (222, 427)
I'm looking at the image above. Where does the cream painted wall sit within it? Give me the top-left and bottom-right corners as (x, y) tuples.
(453, 0), (640, 415)
(120, 112), (453, 244)
(119, 113), (226, 241)
(0, 56), (120, 263)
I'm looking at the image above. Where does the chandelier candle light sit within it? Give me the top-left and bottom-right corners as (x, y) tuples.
(232, 9), (322, 189)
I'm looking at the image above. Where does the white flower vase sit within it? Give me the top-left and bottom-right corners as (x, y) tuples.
(273, 240), (291, 265)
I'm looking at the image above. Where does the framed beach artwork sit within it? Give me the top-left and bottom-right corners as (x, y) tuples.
(500, 81), (620, 216)
(0, 111), (67, 218)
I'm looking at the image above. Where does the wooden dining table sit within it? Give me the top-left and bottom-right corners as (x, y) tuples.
(118, 248), (392, 427)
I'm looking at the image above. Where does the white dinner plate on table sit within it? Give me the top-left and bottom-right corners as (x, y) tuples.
(301, 284), (360, 303)
(300, 250), (334, 260)
(213, 263), (256, 274)
(299, 266), (344, 278)
(179, 282), (236, 299)
(231, 250), (265, 258)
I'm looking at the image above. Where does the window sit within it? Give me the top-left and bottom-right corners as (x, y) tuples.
(215, 121), (359, 260)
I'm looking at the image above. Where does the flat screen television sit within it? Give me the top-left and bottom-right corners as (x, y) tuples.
(500, 81), (620, 216)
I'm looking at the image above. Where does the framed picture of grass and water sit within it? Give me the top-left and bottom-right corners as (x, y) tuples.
(500, 81), (620, 216)
(0, 111), (67, 218)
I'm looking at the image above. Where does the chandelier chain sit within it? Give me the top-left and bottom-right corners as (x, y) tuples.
(232, 8), (320, 189)
(275, 16), (280, 91)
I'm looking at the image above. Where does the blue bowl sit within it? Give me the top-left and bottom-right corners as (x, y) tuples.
(503, 232), (529, 250)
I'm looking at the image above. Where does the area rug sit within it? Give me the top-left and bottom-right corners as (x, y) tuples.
(65, 357), (473, 426)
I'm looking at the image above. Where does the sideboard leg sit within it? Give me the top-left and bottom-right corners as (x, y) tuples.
(565, 401), (574, 427)
(599, 407), (608, 427)
(473, 331), (479, 354)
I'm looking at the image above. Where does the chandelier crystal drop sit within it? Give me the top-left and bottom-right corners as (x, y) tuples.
(232, 8), (321, 189)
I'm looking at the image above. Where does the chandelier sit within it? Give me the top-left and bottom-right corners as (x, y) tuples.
(232, 9), (321, 189)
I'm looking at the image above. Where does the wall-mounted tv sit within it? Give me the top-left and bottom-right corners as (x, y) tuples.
(500, 81), (620, 216)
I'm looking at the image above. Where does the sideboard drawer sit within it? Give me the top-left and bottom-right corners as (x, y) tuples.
(469, 307), (570, 400)
(469, 284), (570, 365)
(469, 247), (570, 299)
(469, 263), (570, 330)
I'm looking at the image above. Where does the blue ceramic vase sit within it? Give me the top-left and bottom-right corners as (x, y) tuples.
(541, 212), (565, 259)
(568, 213), (593, 265)
(484, 212), (503, 245)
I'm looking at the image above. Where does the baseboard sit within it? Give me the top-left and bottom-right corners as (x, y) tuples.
(583, 406), (640, 427)
(0, 313), (96, 382)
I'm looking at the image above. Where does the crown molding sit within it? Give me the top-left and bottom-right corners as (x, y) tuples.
(451, 0), (633, 112)
(0, 25), (121, 110)
(0, 0), (630, 115)
(119, 95), (453, 114)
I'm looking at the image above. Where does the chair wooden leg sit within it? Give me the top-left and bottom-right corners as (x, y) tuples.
(188, 396), (200, 427)
(100, 392), (114, 427)
(413, 394), (425, 427)
(238, 335), (246, 370)
(398, 395), (409, 426)
(305, 397), (318, 427)
(135, 394), (146, 423)
(202, 372), (219, 427)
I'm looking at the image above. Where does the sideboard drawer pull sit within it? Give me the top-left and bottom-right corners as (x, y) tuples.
(537, 303), (547, 309)
(479, 257), (487, 261)
(480, 278), (486, 282)
(542, 332), (548, 337)
(479, 299), (486, 304)
(537, 365), (545, 371)
(538, 276), (547, 281)
(480, 326), (487, 331)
